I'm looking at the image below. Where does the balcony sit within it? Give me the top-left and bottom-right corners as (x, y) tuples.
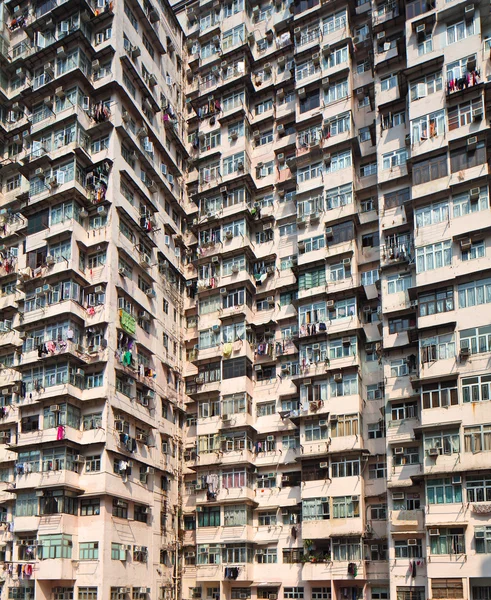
(15, 466), (82, 491)
(390, 509), (424, 532)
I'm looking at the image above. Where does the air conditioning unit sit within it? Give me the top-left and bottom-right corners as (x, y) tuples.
(460, 238), (472, 250)
(342, 337), (351, 345)
(473, 107), (483, 122)
(303, 378), (312, 386)
(312, 53), (320, 65)
(277, 125), (285, 138)
(267, 296), (275, 305)
(50, 405), (60, 412)
(452, 475), (462, 484)
(470, 187), (480, 201)
(460, 347), (471, 359)
(416, 24), (425, 34)
(465, 3), (475, 17)
(325, 227), (333, 239)
(377, 31), (385, 40)
(393, 492), (405, 500)
(320, 461), (328, 468)
(407, 539), (418, 546)
(467, 136), (477, 151)
(429, 529), (440, 536)
(232, 265), (239, 273)
(326, 300), (335, 308)
(298, 87), (306, 99)
(394, 447), (404, 455)
(97, 206), (107, 216)
(146, 289), (156, 298)
(333, 373), (342, 382)
(330, 414), (338, 422)
(319, 420), (328, 427)
(476, 529), (485, 539)
(351, 495), (359, 501)
(428, 448), (439, 457)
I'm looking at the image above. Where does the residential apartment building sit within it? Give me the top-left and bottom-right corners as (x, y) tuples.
(0, 0), (189, 600)
(175, 0), (491, 598)
(2, 0), (491, 597)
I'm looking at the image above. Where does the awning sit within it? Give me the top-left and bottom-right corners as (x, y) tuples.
(253, 583), (282, 588)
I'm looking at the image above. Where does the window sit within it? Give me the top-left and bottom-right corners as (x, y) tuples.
(284, 589), (304, 599)
(467, 474), (491, 502)
(387, 274), (411, 295)
(326, 184), (352, 210)
(332, 538), (361, 561)
(332, 496), (359, 518)
(393, 447), (419, 466)
(381, 75), (397, 91)
(360, 162), (377, 177)
(460, 326), (491, 355)
(224, 505), (251, 527)
(453, 187), (489, 217)
(396, 589), (425, 600)
(297, 162), (322, 183)
(326, 150), (352, 173)
(8, 586), (35, 599)
(80, 499), (100, 516)
(448, 97), (483, 131)
(419, 288), (454, 316)
(198, 506), (220, 527)
(85, 455), (101, 472)
(368, 422), (385, 439)
(424, 431), (460, 455)
(370, 505), (387, 520)
(302, 498), (329, 521)
(464, 424), (491, 453)
(382, 148), (407, 170)
(331, 413), (359, 437)
(462, 241), (485, 261)
(325, 79), (348, 104)
(462, 374), (491, 403)
(394, 540), (423, 558)
(410, 72), (443, 101)
(299, 89), (320, 113)
(427, 478), (462, 504)
(416, 240), (452, 273)
(447, 19), (474, 44)
(258, 511), (276, 526)
(134, 504), (149, 523)
(415, 201), (449, 228)
(331, 458), (360, 478)
(79, 542), (99, 560)
(420, 334), (455, 362)
(451, 141), (486, 173)
(422, 381), (458, 409)
(430, 529), (465, 555)
(369, 462), (386, 479)
(38, 534), (73, 559)
(305, 420), (328, 442)
(112, 499), (128, 519)
(298, 268), (326, 290)
(411, 110), (445, 142)
(413, 154), (448, 185)
(78, 588), (97, 600)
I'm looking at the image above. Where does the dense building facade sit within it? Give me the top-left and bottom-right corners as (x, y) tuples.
(175, 0), (491, 598)
(0, 0), (189, 599)
(1, 0), (491, 598)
